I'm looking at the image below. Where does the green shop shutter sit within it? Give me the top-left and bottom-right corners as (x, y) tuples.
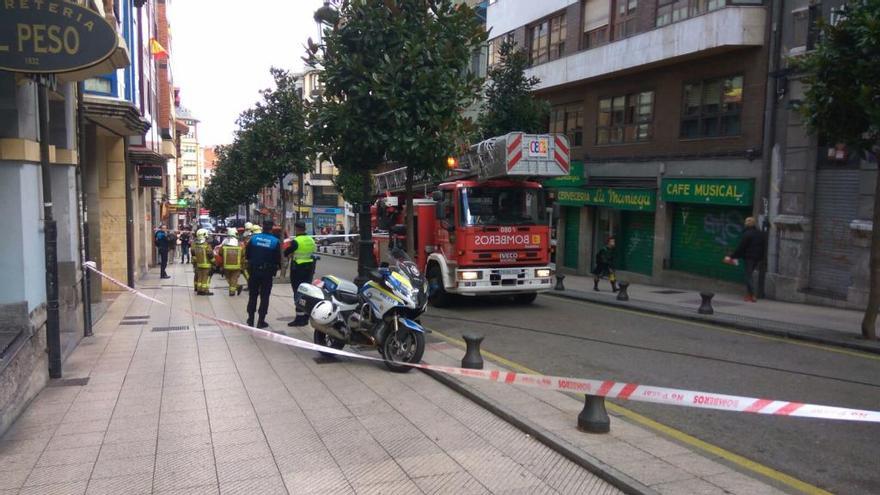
(563, 207), (580, 269)
(670, 204), (751, 282)
(617, 211), (654, 275)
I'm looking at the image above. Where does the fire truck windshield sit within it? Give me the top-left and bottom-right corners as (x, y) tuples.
(459, 187), (546, 226)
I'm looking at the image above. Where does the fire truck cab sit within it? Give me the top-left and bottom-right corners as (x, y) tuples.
(373, 132), (570, 306)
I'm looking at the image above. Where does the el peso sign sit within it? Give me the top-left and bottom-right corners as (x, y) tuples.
(0, 1), (118, 73)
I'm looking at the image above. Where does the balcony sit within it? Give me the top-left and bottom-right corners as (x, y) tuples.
(526, 6), (766, 91)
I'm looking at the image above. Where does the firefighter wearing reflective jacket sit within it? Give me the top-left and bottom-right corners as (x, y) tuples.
(191, 229), (214, 295)
(284, 221), (316, 327)
(221, 228), (243, 296)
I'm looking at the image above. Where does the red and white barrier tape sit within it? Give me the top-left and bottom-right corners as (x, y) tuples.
(85, 262), (880, 424)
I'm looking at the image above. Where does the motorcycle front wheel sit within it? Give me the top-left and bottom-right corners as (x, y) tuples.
(314, 329), (345, 358)
(381, 325), (425, 373)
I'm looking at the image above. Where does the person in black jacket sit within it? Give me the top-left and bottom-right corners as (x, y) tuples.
(726, 216), (765, 302)
(154, 224), (171, 279)
(244, 222), (282, 328)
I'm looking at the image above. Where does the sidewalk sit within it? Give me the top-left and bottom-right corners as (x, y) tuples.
(551, 272), (880, 354)
(0, 262), (626, 495)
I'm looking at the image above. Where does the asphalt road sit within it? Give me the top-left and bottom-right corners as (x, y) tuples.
(313, 255), (880, 495)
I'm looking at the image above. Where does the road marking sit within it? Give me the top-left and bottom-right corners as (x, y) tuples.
(428, 328), (833, 495)
(550, 294), (880, 362)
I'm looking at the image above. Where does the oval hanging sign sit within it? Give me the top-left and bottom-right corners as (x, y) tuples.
(0, 1), (118, 74)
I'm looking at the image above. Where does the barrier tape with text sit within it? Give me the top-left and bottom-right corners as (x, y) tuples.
(84, 262), (880, 424)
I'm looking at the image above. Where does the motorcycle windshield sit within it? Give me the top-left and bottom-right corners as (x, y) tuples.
(390, 248), (424, 285)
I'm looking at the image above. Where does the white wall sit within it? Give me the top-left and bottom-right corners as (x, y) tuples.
(0, 164), (47, 312)
(487, 0), (577, 37)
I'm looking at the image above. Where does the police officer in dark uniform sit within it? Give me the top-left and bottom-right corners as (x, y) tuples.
(244, 221), (282, 328)
(284, 221), (317, 327)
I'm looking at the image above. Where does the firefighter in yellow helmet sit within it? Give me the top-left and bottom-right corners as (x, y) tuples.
(191, 228), (214, 295)
(221, 227), (244, 296)
(240, 222), (254, 287)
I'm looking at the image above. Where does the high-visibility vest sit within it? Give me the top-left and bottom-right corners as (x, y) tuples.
(222, 245), (242, 270)
(293, 235), (316, 264)
(192, 242), (212, 269)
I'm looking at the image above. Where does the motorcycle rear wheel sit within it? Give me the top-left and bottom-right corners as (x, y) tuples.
(314, 329), (345, 358)
(382, 326), (425, 373)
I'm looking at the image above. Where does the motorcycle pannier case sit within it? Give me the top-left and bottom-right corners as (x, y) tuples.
(296, 284), (326, 313)
(321, 276), (360, 304)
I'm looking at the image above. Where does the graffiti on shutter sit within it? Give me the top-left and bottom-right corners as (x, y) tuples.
(808, 169), (859, 298)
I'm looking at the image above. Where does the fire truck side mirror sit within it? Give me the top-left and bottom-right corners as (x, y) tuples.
(435, 202), (446, 220)
(431, 191), (443, 202)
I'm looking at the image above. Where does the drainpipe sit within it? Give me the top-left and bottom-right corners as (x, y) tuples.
(75, 82), (93, 337)
(759, 0), (784, 299)
(124, 139), (135, 288)
(38, 81), (62, 378)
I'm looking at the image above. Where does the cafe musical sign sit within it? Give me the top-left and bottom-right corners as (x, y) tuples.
(0, 0), (118, 73)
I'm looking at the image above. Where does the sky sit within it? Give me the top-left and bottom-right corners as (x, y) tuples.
(171, 0), (325, 146)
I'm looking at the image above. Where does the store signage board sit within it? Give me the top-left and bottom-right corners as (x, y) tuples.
(661, 178), (754, 206)
(557, 187), (656, 211)
(0, 1), (118, 73)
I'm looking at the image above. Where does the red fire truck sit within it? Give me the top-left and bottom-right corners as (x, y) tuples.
(372, 132), (570, 306)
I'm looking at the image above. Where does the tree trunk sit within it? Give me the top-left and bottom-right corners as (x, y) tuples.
(297, 172), (305, 222)
(860, 173), (880, 340)
(405, 166), (415, 256)
(279, 173), (288, 238)
(355, 168), (375, 286)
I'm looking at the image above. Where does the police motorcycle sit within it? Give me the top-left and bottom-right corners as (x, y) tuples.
(296, 248), (429, 372)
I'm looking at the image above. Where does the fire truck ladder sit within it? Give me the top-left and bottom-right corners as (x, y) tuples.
(373, 167), (433, 195)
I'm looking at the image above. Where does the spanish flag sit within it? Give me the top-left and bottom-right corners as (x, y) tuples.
(150, 38), (169, 60)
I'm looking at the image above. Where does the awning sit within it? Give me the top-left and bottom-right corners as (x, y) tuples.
(129, 147), (166, 166)
(84, 95), (150, 137)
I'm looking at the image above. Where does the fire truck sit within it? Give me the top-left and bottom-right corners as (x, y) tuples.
(372, 132), (570, 306)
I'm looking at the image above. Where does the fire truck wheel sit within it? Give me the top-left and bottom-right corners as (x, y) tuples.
(427, 264), (452, 308)
(512, 293), (538, 305)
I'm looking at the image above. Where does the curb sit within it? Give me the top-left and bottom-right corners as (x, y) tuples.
(545, 290), (880, 356)
(419, 367), (656, 495)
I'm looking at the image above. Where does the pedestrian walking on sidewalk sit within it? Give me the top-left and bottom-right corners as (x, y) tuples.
(154, 224), (171, 279)
(725, 216), (765, 302)
(245, 222), (282, 329)
(179, 227), (192, 263)
(284, 221), (316, 327)
(593, 237), (618, 292)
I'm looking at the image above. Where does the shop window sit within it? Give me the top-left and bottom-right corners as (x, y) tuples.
(597, 91), (653, 145)
(614, 0), (639, 40)
(550, 104), (584, 147)
(582, 0), (610, 49)
(529, 12), (566, 66)
(680, 75), (743, 139)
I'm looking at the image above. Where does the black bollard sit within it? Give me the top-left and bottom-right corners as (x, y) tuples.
(577, 395), (610, 433)
(616, 281), (630, 301)
(461, 333), (484, 370)
(555, 274), (566, 291)
(698, 292), (715, 315)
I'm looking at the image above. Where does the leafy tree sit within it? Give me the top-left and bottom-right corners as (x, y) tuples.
(202, 143), (260, 219)
(478, 37), (549, 139)
(795, 0), (880, 339)
(308, 0), (485, 264)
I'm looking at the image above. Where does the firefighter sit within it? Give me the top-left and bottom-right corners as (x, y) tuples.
(245, 223), (282, 328)
(221, 227), (244, 296)
(241, 222), (254, 287)
(284, 221), (316, 327)
(191, 228), (214, 295)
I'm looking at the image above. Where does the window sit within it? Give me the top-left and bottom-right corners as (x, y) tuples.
(597, 91), (654, 145)
(582, 0), (610, 48)
(459, 187), (546, 226)
(529, 13), (566, 65)
(680, 75), (743, 139)
(550, 104), (584, 147)
(690, 0), (724, 16)
(656, 0), (689, 26)
(488, 33), (514, 68)
(791, 5), (820, 53)
(614, 0), (639, 39)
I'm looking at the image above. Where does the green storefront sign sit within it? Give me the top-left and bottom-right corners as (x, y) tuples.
(557, 187), (656, 212)
(661, 178), (754, 206)
(543, 161), (586, 188)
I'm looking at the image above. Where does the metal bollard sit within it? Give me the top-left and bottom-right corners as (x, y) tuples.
(461, 334), (484, 370)
(698, 292), (714, 315)
(577, 395), (610, 433)
(616, 281), (630, 301)
(554, 274), (566, 291)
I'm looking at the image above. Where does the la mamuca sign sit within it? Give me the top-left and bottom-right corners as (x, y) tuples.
(0, 1), (118, 73)
(557, 187), (656, 211)
(661, 178), (754, 206)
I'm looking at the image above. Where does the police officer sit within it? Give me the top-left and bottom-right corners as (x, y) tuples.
(245, 222), (282, 328)
(284, 221), (317, 327)
(191, 228), (214, 295)
(221, 227), (244, 296)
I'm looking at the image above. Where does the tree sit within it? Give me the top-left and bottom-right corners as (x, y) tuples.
(201, 143), (260, 219)
(795, 0), (880, 339)
(478, 37), (550, 139)
(308, 0), (486, 266)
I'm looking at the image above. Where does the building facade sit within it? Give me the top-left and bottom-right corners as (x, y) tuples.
(488, 0), (771, 294)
